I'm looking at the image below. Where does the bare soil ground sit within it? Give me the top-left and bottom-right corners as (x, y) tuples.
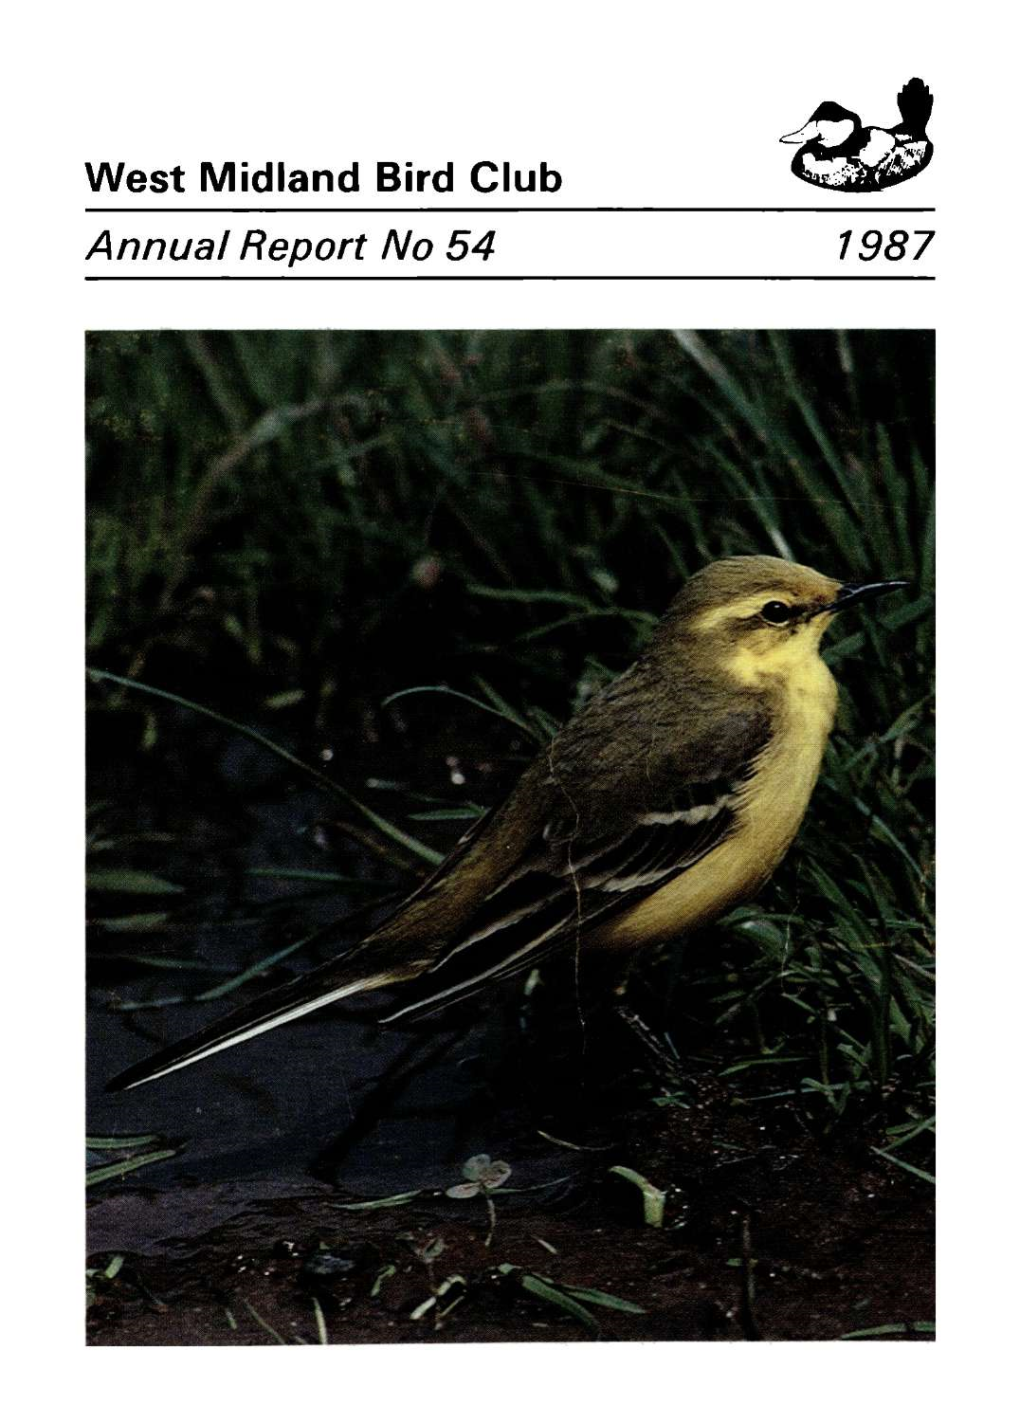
(87, 1079), (934, 1345)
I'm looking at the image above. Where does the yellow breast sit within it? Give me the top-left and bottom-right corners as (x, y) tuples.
(594, 648), (837, 949)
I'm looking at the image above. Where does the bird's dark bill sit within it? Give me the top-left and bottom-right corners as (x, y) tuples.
(826, 580), (910, 612)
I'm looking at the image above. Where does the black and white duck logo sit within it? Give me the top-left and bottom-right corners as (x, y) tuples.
(780, 78), (933, 191)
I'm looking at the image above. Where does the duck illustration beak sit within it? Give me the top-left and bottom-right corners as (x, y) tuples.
(780, 120), (817, 144)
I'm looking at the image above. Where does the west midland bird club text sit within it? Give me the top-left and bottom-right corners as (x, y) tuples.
(84, 160), (563, 195)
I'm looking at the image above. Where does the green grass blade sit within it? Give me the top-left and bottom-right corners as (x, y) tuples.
(87, 667), (442, 865)
(86, 869), (184, 895)
(86, 1148), (178, 1186)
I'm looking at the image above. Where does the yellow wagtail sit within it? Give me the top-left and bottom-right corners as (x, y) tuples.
(108, 555), (907, 1091)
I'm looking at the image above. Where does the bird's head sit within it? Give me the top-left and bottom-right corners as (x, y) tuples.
(780, 101), (860, 150)
(659, 555), (908, 687)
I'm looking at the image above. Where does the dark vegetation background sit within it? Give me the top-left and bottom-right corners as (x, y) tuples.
(86, 330), (933, 1341)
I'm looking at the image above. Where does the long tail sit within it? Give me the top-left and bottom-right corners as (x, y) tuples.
(897, 78), (933, 138)
(105, 954), (406, 1091)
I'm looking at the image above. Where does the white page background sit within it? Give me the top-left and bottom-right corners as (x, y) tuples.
(5, 3), (1013, 1416)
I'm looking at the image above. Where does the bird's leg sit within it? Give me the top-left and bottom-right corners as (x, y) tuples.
(613, 1000), (686, 1089)
(608, 938), (690, 1091)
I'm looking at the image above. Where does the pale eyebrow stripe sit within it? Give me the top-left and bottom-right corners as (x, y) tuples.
(692, 595), (788, 630)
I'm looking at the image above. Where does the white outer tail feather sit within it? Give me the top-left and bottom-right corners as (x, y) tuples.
(120, 972), (394, 1090)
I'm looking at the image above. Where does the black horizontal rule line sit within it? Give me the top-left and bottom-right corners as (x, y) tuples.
(84, 205), (937, 215)
(85, 274), (935, 282)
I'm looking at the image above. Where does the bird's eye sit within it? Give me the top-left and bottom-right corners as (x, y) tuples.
(760, 601), (792, 625)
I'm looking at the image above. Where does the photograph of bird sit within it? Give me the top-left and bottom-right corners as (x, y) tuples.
(108, 555), (907, 1093)
(780, 77), (934, 191)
